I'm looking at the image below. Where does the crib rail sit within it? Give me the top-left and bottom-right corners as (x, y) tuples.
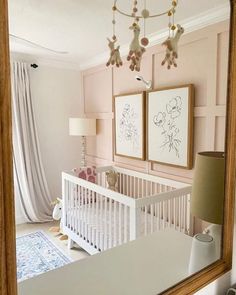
(62, 172), (134, 253)
(135, 186), (192, 237)
(62, 170), (192, 254)
(96, 165), (187, 189)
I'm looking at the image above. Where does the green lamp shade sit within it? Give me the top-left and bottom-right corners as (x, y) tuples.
(191, 152), (225, 225)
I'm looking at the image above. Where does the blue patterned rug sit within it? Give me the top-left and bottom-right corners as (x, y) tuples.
(16, 231), (72, 282)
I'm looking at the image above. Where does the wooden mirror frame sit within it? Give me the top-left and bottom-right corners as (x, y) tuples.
(0, 0), (235, 294)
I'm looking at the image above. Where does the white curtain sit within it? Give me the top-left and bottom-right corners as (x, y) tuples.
(11, 62), (52, 222)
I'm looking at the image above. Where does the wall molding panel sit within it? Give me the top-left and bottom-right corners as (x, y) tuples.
(80, 4), (230, 70)
(82, 20), (229, 184)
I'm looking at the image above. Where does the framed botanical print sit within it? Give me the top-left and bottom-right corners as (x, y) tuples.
(147, 85), (194, 169)
(114, 92), (146, 160)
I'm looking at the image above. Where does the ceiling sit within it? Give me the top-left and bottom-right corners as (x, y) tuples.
(8, 0), (229, 68)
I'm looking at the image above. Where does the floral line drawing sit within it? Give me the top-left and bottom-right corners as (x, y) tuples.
(166, 96), (182, 119)
(119, 103), (139, 152)
(153, 96), (182, 158)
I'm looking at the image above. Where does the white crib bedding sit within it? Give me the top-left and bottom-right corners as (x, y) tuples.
(66, 200), (169, 251)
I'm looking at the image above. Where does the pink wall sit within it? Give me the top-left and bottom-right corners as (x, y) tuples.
(82, 20), (229, 186)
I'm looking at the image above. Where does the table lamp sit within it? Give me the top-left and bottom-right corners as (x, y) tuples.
(189, 151), (225, 274)
(69, 118), (96, 167)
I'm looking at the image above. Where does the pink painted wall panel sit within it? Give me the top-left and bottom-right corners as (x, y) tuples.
(114, 155), (148, 171)
(86, 119), (113, 161)
(193, 117), (207, 157)
(83, 67), (112, 113)
(154, 38), (208, 107)
(113, 54), (152, 95)
(82, 21), (229, 184)
(215, 116), (226, 151)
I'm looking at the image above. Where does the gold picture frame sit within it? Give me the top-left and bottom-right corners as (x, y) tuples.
(113, 91), (146, 161)
(147, 84), (194, 169)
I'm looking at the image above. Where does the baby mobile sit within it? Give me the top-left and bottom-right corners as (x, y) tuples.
(106, 0), (184, 71)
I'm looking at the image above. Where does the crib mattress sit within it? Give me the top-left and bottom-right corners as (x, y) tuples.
(65, 200), (174, 251)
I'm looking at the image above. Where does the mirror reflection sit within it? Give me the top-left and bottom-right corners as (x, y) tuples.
(9, 0), (230, 294)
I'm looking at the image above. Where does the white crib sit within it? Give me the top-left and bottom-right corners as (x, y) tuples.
(62, 166), (192, 255)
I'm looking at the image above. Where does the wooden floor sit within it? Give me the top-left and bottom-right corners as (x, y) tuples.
(16, 221), (90, 262)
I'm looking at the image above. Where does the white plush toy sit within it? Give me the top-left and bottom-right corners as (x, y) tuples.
(106, 38), (123, 68)
(161, 24), (184, 69)
(49, 198), (68, 241)
(127, 23), (145, 72)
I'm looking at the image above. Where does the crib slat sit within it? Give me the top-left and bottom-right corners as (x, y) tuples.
(178, 196), (181, 231)
(132, 176), (135, 198)
(69, 182), (72, 229)
(175, 197), (178, 231)
(70, 183), (73, 231)
(65, 180), (68, 227)
(91, 191), (95, 245)
(81, 187), (84, 237)
(72, 183), (75, 230)
(168, 199), (171, 228)
(77, 185), (81, 236)
(67, 181), (70, 228)
(75, 185), (78, 234)
(128, 175), (131, 196)
(122, 174), (125, 194)
(159, 202), (162, 230)
(64, 180), (67, 227)
(117, 173), (120, 193)
(62, 168), (192, 255)
(137, 178), (140, 199)
(99, 194), (103, 251)
(180, 196), (183, 231)
(96, 192), (99, 248)
(86, 188), (89, 239)
(162, 201), (165, 228)
(88, 189), (92, 242)
(126, 175), (129, 197)
(142, 179), (144, 198)
(85, 188), (88, 239)
(145, 180), (148, 198)
(73, 184), (76, 232)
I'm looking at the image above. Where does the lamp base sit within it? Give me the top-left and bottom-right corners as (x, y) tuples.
(81, 136), (86, 167)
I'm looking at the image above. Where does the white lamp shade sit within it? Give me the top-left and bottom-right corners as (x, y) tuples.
(69, 118), (96, 136)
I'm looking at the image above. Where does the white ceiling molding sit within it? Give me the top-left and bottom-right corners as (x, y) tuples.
(80, 3), (230, 71)
(10, 3), (230, 71)
(10, 52), (81, 71)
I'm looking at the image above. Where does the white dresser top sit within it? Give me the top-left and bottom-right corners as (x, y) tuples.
(19, 229), (193, 295)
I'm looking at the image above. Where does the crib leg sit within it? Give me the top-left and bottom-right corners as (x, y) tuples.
(68, 238), (74, 250)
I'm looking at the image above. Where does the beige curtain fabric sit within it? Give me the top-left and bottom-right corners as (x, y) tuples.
(11, 62), (52, 222)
